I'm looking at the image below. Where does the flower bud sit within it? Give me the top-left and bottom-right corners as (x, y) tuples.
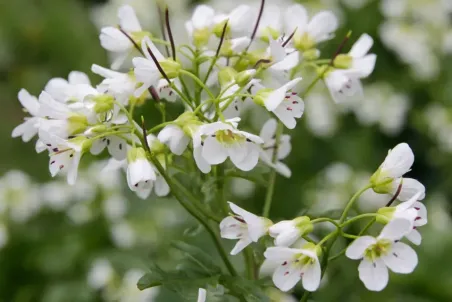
(218, 67), (238, 87)
(127, 147), (147, 163)
(92, 94), (115, 113)
(333, 54), (352, 69)
(160, 59), (181, 79)
(260, 27), (280, 43)
(69, 136), (92, 152)
(235, 69), (256, 87)
(67, 115), (89, 135)
(294, 216), (314, 236)
(253, 88), (272, 106)
(376, 207), (395, 224)
(303, 49), (320, 61)
(193, 28), (211, 48)
(213, 20), (230, 38)
(294, 33), (315, 51)
(370, 167), (394, 194)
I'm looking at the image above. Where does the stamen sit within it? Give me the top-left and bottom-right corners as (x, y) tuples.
(282, 261), (287, 266)
(165, 7), (176, 60)
(233, 216), (246, 223)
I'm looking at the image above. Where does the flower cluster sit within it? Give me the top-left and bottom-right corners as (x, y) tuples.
(11, 1), (427, 300)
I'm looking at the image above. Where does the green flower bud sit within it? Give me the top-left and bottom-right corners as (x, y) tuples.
(67, 115), (89, 135)
(253, 88), (273, 106)
(376, 207), (395, 224)
(130, 31), (152, 46)
(235, 69), (256, 87)
(127, 147), (147, 163)
(316, 65), (334, 78)
(92, 94), (115, 113)
(294, 33), (316, 51)
(301, 242), (322, 257)
(218, 67), (238, 87)
(294, 216), (314, 237)
(213, 20), (230, 38)
(370, 167), (395, 194)
(260, 27), (280, 43)
(333, 54), (353, 69)
(193, 28), (211, 48)
(303, 48), (320, 61)
(160, 59), (181, 78)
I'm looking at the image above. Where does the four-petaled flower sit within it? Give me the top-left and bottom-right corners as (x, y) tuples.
(346, 219), (418, 291)
(220, 202), (272, 255)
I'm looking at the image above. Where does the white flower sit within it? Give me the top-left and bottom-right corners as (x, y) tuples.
(126, 147), (156, 199)
(39, 131), (87, 185)
(197, 288), (207, 302)
(158, 125), (190, 156)
(253, 78), (304, 129)
(185, 5), (216, 46)
(155, 79), (178, 102)
(284, 4), (338, 50)
(91, 64), (138, 104)
(324, 34), (376, 103)
(213, 5), (252, 37)
(12, 89), (41, 142)
(193, 119), (263, 173)
(259, 118), (292, 178)
(346, 219), (418, 291)
(45, 71), (93, 103)
(220, 202), (272, 255)
(87, 259), (114, 289)
(371, 143), (425, 201)
(264, 245), (321, 292)
(90, 135), (128, 160)
(267, 38), (299, 71)
(379, 191), (428, 245)
(132, 36), (165, 97)
(269, 217), (313, 247)
(100, 5), (144, 69)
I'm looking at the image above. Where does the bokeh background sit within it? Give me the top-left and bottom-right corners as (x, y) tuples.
(1, 0), (452, 301)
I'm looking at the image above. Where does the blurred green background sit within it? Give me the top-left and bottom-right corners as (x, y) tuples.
(1, 0), (452, 301)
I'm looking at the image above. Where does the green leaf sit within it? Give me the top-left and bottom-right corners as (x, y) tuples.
(221, 276), (270, 302)
(171, 241), (222, 275)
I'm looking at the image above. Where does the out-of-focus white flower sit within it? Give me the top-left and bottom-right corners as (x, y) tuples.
(259, 118), (292, 177)
(111, 221), (136, 248)
(117, 269), (160, 302)
(0, 223), (8, 249)
(197, 288), (207, 302)
(12, 89), (41, 143)
(87, 259), (115, 289)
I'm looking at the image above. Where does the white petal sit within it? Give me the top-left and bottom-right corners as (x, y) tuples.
(278, 135), (292, 159)
(90, 139), (107, 155)
(382, 242), (418, 274)
(275, 229), (300, 247)
(273, 105), (297, 129)
(264, 246), (302, 261)
(265, 88), (287, 111)
(273, 261), (302, 292)
(234, 146), (259, 171)
(405, 229), (422, 245)
(307, 11), (338, 43)
(269, 39), (286, 62)
(67, 152), (82, 185)
(68, 71), (90, 85)
(193, 146), (211, 174)
(220, 216), (246, 239)
(192, 5), (215, 30)
(413, 201), (427, 226)
(12, 119), (39, 142)
(269, 220), (294, 237)
(271, 51), (299, 71)
(18, 89), (39, 116)
(230, 237), (252, 255)
(260, 118), (277, 141)
(107, 136), (127, 160)
(100, 27), (131, 52)
(395, 191), (423, 212)
(378, 218), (412, 241)
(202, 137), (228, 165)
(350, 54), (376, 78)
(285, 4), (308, 31)
(44, 78), (70, 102)
(91, 64), (122, 79)
(228, 144), (248, 167)
(381, 143), (414, 178)
(142, 36), (164, 62)
(118, 5), (141, 32)
(349, 33), (374, 58)
(274, 162), (292, 178)
(197, 288), (207, 302)
(155, 176), (170, 197)
(358, 258), (388, 292)
(346, 236), (377, 260)
(395, 178), (425, 201)
(301, 261), (321, 291)
(259, 259), (280, 278)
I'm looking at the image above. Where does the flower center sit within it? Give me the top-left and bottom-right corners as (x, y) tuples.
(364, 239), (392, 261)
(215, 130), (245, 145)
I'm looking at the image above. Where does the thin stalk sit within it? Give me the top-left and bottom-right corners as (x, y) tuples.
(156, 3), (170, 57)
(244, 247), (257, 280)
(262, 121), (283, 217)
(180, 69), (216, 100)
(340, 213), (378, 227)
(338, 184), (373, 223)
(165, 8), (176, 60)
(204, 21), (228, 84)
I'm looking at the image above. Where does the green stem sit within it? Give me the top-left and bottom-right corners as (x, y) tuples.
(179, 69), (216, 100)
(244, 247), (256, 280)
(358, 218), (376, 236)
(147, 121), (174, 134)
(340, 213), (378, 228)
(262, 121), (284, 217)
(148, 154), (237, 276)
(311, 217), (340, 228)
(215, 165), (228, 214)
(338, 184), (373, 224)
